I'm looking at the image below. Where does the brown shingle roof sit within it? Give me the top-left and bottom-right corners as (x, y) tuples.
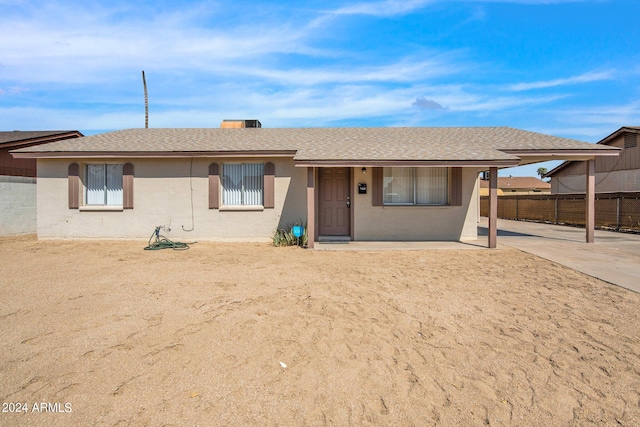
(12, 127), (618, 163)
(479, 177), (550, 189)
(0, 130), (81, 145)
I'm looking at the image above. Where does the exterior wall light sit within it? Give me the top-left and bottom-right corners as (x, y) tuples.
(362, 167), (367, 175)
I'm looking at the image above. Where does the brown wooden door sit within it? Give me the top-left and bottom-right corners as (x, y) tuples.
(319, 168), (350, 236)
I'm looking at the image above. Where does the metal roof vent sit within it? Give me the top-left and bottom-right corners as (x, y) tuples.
(220, 119), (262, 128)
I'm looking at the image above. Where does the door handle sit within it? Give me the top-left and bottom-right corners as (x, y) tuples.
(347, 196), (351, 208)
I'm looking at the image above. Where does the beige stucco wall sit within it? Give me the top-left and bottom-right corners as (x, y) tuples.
(37, 157), (307, 241)
(37, 160), (482, 242)
(351, 167), (482, 241)
(551, 169), (640, 194)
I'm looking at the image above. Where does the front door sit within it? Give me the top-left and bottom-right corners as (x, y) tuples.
(318, 168), (351, 236)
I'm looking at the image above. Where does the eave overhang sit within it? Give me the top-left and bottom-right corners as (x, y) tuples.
(542, 144), (625, 177)
(502, 148), (621, 168)
(293, 159), (520, 168)
(10, 150), (298, 159)
(501, 149), (621, 158)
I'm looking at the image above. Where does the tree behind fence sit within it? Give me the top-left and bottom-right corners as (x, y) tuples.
(479, 192), (640, 231)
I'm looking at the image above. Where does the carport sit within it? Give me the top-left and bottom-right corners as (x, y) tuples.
(485, 149), (618, 247)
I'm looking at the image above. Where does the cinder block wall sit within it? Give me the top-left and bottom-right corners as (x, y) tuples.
(0, 176), (37, 236)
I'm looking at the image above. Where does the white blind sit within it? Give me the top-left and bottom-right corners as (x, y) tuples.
(86, 164), (123, 206)
(416, 168), (448, 205)
(383, 167), (448, 205)
(223, 164), (243, 205)
(86, 164), (105, 205)
(243, 163), (264, 205)
(106, 164), (123, 206)
(223, 163), (264, 206)
(384, 167), (413, 204)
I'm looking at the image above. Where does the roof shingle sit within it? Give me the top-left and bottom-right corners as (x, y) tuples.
(12, 127), (619, 163)
(479, 177), (551, 189)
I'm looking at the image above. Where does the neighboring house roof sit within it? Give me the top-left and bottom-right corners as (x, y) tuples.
(479, 176), (550, 190)
(1, 130), (84, 177)
(479, 188), (505, 196)
(0, 130), (83, 148)
(12, 127), (620, 167)
(545, 126), (639, 177)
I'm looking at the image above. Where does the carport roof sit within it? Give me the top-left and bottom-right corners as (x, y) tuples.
(545, 126), (639, 177)
(0, 130), (82, 147)
(11, 126), (620, 166)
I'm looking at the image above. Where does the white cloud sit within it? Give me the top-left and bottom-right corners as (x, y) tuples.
(507, 70), (615, 91)
(0, 1), (318, 84)
(466, 0), (591, 3)
(0, 86), (28, 95)
(477, 0), (593, 3)
(243, 54), (468, 86)
(323, 0), (593, 18)
(527, 102), (640, 141)
(328, 0), (435, 17)
(559, 102), (640, 127)
(0, 80), (571, 131)
(1, 0), (632, 134)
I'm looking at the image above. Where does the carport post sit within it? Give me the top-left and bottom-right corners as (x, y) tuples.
(488, 167), (498, 248)
(586, 159), (595, 243)
(307, 167), (316, 249)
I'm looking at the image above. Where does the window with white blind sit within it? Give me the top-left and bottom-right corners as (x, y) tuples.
(222, 163), (264, 206)
(85, 164), (123, 206)
(383, 167), (448, 205)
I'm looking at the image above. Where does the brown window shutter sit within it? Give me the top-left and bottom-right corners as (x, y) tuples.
(209, 163), (220, 209)
(372, 167), (383, 206)
(450, 167), (462, 206)
(123, 163), (134, 209)
(68, 163), (80, 209)
(264, 162), (275, 208)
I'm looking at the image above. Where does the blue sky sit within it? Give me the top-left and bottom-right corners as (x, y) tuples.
(1, 0), (639, 176)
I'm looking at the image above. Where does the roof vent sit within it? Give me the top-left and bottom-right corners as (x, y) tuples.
(220, 119), (262, 128)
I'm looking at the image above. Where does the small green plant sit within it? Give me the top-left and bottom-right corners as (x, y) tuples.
(272, 221), (308, 247)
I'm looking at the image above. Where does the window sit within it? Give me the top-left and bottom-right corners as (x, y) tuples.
(222, 163), (264, 206)
(86, 164), (123, 206)
(383, 167), (448, 205)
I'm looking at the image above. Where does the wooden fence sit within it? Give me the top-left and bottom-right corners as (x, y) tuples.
(480, 192), (640, 232)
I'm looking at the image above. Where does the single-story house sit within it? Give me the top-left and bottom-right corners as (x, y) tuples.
(545, 126), (640, 194)
(479, 176), (550, 196)
(11, 122), (621, 247)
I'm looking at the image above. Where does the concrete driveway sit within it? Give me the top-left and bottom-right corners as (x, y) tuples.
(479, 217), (640, 293)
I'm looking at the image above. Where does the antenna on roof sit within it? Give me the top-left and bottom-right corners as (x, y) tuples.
(142, 70), (149, 129)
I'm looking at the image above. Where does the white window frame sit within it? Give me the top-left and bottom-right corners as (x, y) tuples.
(84, 163), (124, 207)
(383, 167), (449, 206)
(222, 163), (264, 207)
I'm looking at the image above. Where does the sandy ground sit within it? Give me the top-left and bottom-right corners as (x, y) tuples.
(1, 235), (639, 426)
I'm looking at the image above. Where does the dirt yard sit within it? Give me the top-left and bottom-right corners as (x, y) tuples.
(1, 235), (639, 426)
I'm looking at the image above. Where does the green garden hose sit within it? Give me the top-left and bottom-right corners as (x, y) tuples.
(144, 226), (191, 250)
